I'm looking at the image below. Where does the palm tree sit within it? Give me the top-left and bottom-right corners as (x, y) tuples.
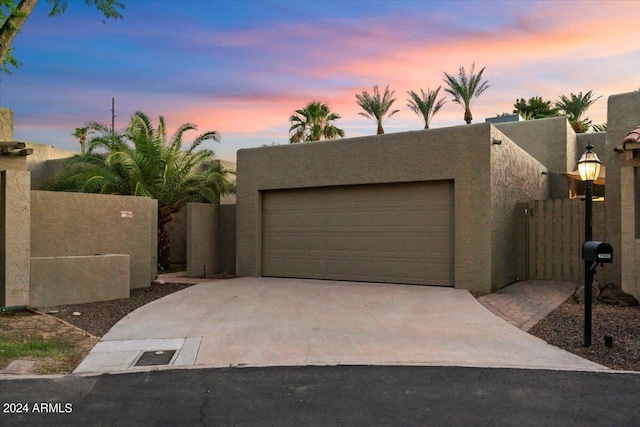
(71, 126), (90, 154)
(288, 101), (345, 143)
(555, 91), (602, 133)
(47, 111), (235, 269)
(406, 87), (446, 129)
(513, 96), (560, 120)
(355, 85), (400, 134)
(442, 63), (489, 124)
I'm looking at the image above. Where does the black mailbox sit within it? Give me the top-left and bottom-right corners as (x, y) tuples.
(582, 241), (613, 263)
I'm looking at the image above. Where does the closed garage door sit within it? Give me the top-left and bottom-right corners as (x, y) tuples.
(262, 180), (454, 286)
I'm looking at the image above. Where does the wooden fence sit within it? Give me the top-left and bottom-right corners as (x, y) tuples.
(515, 199), (606, 282)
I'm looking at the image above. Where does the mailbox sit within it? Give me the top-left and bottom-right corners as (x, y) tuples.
(582, 241), (613, 263)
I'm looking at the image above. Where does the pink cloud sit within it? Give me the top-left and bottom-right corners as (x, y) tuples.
(15, 0), (639, 158)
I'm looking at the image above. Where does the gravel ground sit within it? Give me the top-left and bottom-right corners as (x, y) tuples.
(530, 300), (640, 371)
(39, 282), (195, 338)
(39, 281), (640, 371)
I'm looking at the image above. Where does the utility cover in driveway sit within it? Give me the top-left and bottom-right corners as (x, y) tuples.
(262, 181), (454, 286)
(135, 350), (176, 366)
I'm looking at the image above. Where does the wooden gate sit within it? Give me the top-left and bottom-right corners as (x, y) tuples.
(515, 199), (606, 281)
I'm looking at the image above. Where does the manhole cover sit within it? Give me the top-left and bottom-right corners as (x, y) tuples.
(135, 350), (176, 366)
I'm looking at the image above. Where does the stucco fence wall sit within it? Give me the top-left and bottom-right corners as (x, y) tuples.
(606, 91), (640, 299)
(237, 123), (548, 294)
(495, 117), (579, 200)
(30, 191), (158, 306)
(167, 159), (236, 267)
(167, 201), (236, 270)
(25, 142), (77, 190)
(30, 254), (130, 307)
(185, 203), (236, 278)
(495, 117), (578, 174)
(0, 170), (31, 307)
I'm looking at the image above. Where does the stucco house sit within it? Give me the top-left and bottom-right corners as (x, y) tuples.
(236, 91), (640, 297)
(1, 91), (639, 307)
(606, 92), (640, 300)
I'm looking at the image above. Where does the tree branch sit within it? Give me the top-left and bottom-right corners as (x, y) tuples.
(0, 0), (38, 69)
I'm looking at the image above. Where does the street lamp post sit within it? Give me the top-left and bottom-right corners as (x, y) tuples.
(577, 143), (602, 348)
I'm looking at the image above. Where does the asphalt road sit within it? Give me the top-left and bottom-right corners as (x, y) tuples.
(1, 366), (639, 426)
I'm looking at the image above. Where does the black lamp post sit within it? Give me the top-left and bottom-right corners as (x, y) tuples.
(577, 143), (602, 348)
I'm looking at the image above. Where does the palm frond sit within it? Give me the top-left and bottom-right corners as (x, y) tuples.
(355, 85), (398, 134)
(443, 63), (489, 124)
(288, 101), (344, 143)
(48, 111), (232, 211)
(407, 86), (446, 129)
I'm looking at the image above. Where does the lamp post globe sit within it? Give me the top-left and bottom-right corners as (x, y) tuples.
(578, 143), (602, 182)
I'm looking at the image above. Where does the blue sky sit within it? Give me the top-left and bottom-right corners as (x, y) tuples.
(2, 0), (639, 162)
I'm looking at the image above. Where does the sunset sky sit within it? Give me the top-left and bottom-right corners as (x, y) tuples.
(2, 0), (639, 162)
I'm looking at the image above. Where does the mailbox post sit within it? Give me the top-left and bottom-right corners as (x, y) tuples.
(577, 143), (602, 347)
(581, 241), (613, 345)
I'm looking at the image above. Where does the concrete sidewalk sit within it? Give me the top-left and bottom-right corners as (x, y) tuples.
(74, 278), (605, 374)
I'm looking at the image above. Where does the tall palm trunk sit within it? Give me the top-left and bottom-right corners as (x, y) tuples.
(377, 122), (384, 134)
(464, 108), (473, 124)
(157, 225), (170, 271)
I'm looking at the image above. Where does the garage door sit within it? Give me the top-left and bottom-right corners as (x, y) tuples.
(262, 180), (454, 286)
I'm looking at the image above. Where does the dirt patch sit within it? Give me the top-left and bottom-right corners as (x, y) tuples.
(40, 282), (197, 338)
(1, 282), (196, 375)
(0, 310), (98, 375)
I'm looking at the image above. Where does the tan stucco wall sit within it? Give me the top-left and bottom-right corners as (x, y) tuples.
(495, 117), (577, 173)
(605, 91), (640, 292)
(608, 91), (640, 298)
(24, 143), (76, 189)
(0, 170), (31, 306)
(168, 160), (236, 266)
(30, 254), (130, 307)
(0, 108), (13, 141)
(490, 127), (549, 291)
(237, 123), (547, 293)
(187, 203), (218, 277)
(576, 133), (606, 166)
(30, 191), (158, 289)
(0, 110), (76, 181)
(0, 156), (26, 172)
(619, 166), (639, 297)
(0, 108), (28, 172)
(186, 203), (236, 277)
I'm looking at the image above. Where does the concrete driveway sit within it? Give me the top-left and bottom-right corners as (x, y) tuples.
(74, 277), (606, 374)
